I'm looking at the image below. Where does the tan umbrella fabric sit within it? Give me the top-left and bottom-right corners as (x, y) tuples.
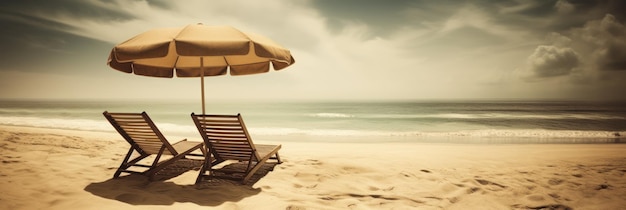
(106, 24), (295, 113)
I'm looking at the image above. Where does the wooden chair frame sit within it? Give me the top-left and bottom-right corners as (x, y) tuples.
(191, 113), (282, 184)
(104, 111), (204, 180)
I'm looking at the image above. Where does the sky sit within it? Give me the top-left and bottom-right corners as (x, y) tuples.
(1, 0), (625, 102)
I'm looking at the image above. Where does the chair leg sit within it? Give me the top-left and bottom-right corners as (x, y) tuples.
(195, 163), (207, 185)
(242, 151), (281, 184)
(115, 147), (150, 178)
(195, 158), (226, 184)
(242, 161), (264, 184)
(146, 146), (166, 181)
(245, 156), (254, 174)
(274, 152), (282, 164)
(195, 146), (210, 185)
(114, 147), (135, 178)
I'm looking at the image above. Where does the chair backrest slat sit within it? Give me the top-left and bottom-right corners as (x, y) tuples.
(104, 111), (177, 155)
(191, 113), (259, 161)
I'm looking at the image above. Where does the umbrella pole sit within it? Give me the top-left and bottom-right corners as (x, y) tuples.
(200, 57), (205, 115)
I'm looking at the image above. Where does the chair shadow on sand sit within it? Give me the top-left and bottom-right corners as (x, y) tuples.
(84, 158), (279, 206)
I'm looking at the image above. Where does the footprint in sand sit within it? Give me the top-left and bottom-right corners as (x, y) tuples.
(293, 172), (326, 182)
(475, 179), (506, 189)
(595, 184), (610, 190)
(286, 205), (307, 210)
(525, 194), (546, 202)
(597, 167), (612, 173)
(472, 179), (507, 193)
(304, 159), (322, 166)
(548, 193), (561, 199)
(467, 187), (481, 194)
(368, 186), (380, 191)
(512, 204), (573, 210)
(548, 178), (563, 185)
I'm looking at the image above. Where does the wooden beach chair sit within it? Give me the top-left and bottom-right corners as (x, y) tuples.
(191, 113), (282, 184)
(103, 111), (204, 180)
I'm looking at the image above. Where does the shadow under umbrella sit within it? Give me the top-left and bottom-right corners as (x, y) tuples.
(84, 159), (280, 206)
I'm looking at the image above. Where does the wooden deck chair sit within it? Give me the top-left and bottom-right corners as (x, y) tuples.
(191, 113), (282, 184)
(103, 111), (204, 180)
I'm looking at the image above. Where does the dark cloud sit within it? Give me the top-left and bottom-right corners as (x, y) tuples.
(0, 0), (142, 69)
(526, 45), (580, 78)
(0, 13), (72, 71)
(0, 10), (79, 37)
(568, 14), (626, 71)
(310, 0), (626, 40)
(519, 13), (626, 83)
(591, 15), (626, 71)
(550, 0), (626, 31)
(0, 17), (112, 75)
(0, 1), (115, 74)
(598, 43), (626, 71)
(509, 1), (556, 17)
(0, 0), (136, 23)
(483, 0), (624, 34)
(412, 26), (508, 57)
(309, 0), (462, 38)
(145, 0), (174, 10)
(568, 0), (626, 20)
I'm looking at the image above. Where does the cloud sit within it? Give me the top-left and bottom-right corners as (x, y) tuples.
(510, 13), (626, 100)
(309, 0), (574, 41)
(524, 45), (580, 78)
(2, 0), (626, 101)
(574, 14), (626, 71)
(309, 0), (450, 39)
(519, 14), (626, 79)
(555, 14), (626, 73)
(0, 0), (137, 21)
(554, 0), (575, 14)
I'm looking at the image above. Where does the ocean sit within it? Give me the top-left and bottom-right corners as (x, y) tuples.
(1, 100), (625, 143)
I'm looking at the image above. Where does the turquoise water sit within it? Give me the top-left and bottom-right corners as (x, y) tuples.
(1, 100), (625, 143)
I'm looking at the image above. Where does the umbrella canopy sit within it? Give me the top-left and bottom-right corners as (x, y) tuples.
(107, 24), (295, 114)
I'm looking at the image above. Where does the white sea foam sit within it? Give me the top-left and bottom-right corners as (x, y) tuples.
(0, 116), (113, 132)
(309, 113), (354, 118)
(250, 127), (386, 136)
(363, 113), (624, 120)
(1, 116), (624, 142)
(0, 116), (198, 136)
(417, 129), (623, 139)
(249, 127), (624, 139)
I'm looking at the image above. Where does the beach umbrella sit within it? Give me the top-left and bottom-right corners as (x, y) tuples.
(106, 24), (295, 114)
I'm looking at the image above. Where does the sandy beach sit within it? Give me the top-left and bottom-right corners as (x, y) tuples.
(1, 125), (625, 210)
(3, 1), (626, 209)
